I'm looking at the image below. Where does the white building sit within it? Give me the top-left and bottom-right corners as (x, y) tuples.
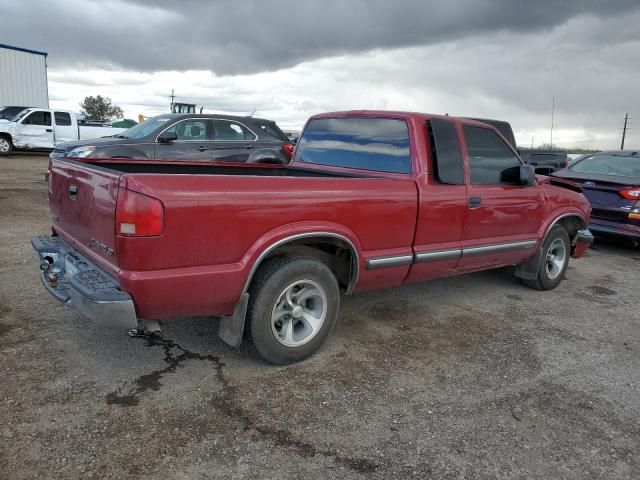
(0, 43), (49, 108)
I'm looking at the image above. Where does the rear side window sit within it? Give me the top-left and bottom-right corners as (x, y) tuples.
(428, 119), (464, 185)
(294, 117), (411, 174)
(212, 120), (257, 141)
(255, 121), (289, 142)
(54, 112), (72, 126)
(463, 126), (522, 185)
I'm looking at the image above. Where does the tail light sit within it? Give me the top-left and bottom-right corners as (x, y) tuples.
(282, 143), (294, 159)
(116, 189), (164, 236)
(619, 188), (640, 200)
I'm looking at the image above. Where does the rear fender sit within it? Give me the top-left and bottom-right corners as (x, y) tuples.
(239, 221), (362, 295)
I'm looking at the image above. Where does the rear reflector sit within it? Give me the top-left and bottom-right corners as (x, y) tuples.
(620, 188), (640, 200)
(116, 189), (164, 237)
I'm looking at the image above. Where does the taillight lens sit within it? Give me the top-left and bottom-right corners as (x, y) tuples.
(620, 188), (640, 200)
(116, 189), (164, 237)
(282, 143), (294, 159)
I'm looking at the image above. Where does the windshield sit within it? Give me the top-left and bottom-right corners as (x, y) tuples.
(11, 109), (32, 122)
(569, 154), (640, 178)
(116, 115), (173, 139)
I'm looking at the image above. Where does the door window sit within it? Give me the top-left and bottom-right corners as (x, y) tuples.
(212, 120), (257, 141)
(463, 126), (522, 185)
(23, 111), (51, 126)
(163, 120), (208, 141)
(54, 112), (72, 126)
(428, 119), (464, 185)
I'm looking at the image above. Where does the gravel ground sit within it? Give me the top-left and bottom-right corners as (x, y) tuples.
(1, 154), (639, 479)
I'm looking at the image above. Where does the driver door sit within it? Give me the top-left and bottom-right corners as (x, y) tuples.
(16, 110), (54, 148)
(154, 119), (214, 160)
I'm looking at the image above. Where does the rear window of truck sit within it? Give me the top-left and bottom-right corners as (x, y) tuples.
(294, 117), (411, 174)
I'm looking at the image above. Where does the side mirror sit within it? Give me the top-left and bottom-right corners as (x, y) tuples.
(520, 164), (536, 185)
(157, 131), (178, 144)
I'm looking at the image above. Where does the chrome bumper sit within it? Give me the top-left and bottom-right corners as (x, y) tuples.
(32, 235), (137, 329)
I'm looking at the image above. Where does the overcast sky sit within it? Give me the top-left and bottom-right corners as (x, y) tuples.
(3, 0), (639, 148)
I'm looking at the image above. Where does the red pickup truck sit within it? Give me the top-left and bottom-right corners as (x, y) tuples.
(33, 111), (593, 364)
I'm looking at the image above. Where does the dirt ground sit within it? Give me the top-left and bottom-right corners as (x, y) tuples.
(0, 154), (638, 479)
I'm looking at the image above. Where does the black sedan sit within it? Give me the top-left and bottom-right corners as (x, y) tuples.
(50, 113), (293, 163)
(552, 150), (640, 243)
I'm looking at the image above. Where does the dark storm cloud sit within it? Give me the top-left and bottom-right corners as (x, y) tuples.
(2, 0), (639, 75)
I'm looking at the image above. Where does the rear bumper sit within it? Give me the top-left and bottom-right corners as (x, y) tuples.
(589, 220), (640, 240)
(32, 235), (138, 329)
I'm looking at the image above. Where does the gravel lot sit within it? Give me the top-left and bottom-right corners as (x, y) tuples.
(1, 154), (639, 479)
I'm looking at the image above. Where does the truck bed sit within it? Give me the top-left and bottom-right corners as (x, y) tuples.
(49, 159), (418, 319)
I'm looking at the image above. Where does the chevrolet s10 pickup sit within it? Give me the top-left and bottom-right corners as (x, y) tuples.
(33, 111), (593, 364)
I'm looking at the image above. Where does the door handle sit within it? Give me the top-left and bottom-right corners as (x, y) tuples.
(46, 128), (53, 132)
(468, 196), (482, 208)
(196, 146), (208, 152)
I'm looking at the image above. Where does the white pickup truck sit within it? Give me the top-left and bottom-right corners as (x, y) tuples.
(0, 108), (127, 155)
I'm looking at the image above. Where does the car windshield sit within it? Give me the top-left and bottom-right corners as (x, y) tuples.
(569, 154), (640, 178)
(10, 109), (32, 122)
(116, 115), (173, 139)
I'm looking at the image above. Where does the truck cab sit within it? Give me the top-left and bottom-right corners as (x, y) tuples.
(0, 108), (127, 155)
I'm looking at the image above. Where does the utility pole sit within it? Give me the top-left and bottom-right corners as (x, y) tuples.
(621, 113), (629, 150)
(531, 137), (534, 149)
(550, 96), (555, 149)
(170, 89), (175, 111)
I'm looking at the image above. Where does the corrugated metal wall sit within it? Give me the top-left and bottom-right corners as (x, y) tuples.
(0, 47), (49, 108)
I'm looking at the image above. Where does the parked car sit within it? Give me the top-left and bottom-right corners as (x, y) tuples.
(49, 113), (294, 163)
(0, 105), (29, 120)
(0, 108), (127, 155)
(33, 110), (593, 364)
(552, 150), (640, 244)
(519, 148), (569, 175)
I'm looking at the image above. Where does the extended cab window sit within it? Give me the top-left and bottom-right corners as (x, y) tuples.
(23, 111), (51, 126)
(463, 126), (522, 185)
(54, 112), (72, 126)
(428, 118), (464, 185)
(294, 117), (411, 174)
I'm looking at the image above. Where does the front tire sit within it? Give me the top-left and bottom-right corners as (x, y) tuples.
(0, 135), (13, 156)
(248, 256), (340, 364)
(522, 225), (570, 290)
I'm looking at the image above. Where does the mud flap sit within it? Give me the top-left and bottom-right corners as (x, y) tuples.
(514, 248), (542, 281)
(218, 293), (249, 347)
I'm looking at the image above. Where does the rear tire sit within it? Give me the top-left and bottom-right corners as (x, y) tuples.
(522, 225), (570, 290)
(248, 256), (339, 364)
(0, 135), (13, 156)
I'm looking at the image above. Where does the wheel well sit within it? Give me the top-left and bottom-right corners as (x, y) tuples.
(253, 237), (357, 292)
(0, 133), (12, 142)
(555, 215), (585, 243)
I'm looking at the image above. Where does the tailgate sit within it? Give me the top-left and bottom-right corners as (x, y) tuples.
(49, 159), (121, 268)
